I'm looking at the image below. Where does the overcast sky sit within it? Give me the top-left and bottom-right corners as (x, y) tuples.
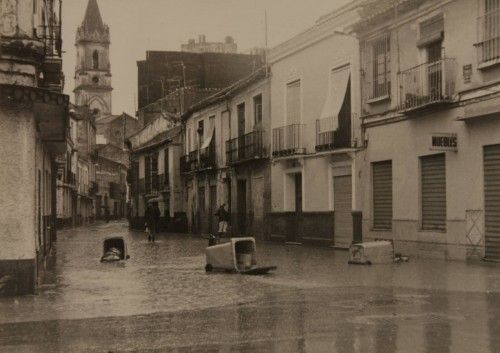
(62, 0), (351, 115)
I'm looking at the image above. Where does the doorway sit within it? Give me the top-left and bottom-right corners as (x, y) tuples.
(209, 185), (217, 234)
(333, 175), (352, 248)
(198, 186), (206, 234)
(237, 180), (247, 235)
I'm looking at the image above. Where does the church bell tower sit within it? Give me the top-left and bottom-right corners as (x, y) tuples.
(74, 0), (112, 117)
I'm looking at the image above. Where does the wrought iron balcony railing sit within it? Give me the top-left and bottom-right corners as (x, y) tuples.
(272, 124), (305, 157)
(89, 181), (99, 196)
(397, 58), (456, 112)
(180, 141), (216, 173)
(226, 131), (266, 165)
(199, 142), (216, 170)
(315, 117), (351, 152)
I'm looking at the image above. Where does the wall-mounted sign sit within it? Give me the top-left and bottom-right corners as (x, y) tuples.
(463, 64), (472, 84)
(431, 133), (458, 151)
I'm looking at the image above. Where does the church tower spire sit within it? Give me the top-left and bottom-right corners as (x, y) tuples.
(74, 0), (112, 117)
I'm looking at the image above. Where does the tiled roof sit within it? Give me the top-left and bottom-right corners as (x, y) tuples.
(96, 113), (137, 125)
(132, 125), (182, 153)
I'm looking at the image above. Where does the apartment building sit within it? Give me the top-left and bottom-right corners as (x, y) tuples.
(0, 0), (68, 295)
(354, 0), (500, 260)
(128, 120), (186, 232)
(267, 3), (362, 247)
(181, 68), (270, 237)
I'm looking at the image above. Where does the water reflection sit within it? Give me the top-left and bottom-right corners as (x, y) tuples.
(1, 222), (500, 352)
(489, 292), (500, 353)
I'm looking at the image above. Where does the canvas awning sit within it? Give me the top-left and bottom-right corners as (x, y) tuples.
(201, 119), (215, 149)
(318, 67), (350, 133)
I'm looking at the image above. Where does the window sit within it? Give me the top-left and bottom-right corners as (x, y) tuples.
(237, 103), (245, 137)
(370, 35), (391, 99)
(186, 127), (191, 153)
(372, 161), (393, 229)
(198, 120), (204, 146)
(151, 153), (158, 191)
(145, 156), (151, 193)
(286, 80), (301, 124)
(421, 154), (446, 231)
(478, 0), (500, 63)
(253, 94), (263, 128)
(427, 41), (442, 62)
(164, 148), (169, 187)
(92, 50), (99, 70)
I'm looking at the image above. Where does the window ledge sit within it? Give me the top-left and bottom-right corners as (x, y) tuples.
(478, 58), (500, 70)
(370, 227), (392, 231)
(366, 95), (391, 104)
(418, 228), (446, 234)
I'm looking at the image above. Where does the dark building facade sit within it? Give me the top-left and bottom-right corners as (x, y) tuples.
(137, 51), (263, 110)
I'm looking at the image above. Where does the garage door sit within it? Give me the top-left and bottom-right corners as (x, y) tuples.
(484, 144), (500, 260)
(421, 153), (446, 231)
(334, 175), (352, 248)
(372, 161), (393, 229)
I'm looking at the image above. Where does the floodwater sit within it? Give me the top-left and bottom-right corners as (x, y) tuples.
(0, 221), (499, 352)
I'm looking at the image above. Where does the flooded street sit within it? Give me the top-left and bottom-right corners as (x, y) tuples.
(1, 221), (500, 352)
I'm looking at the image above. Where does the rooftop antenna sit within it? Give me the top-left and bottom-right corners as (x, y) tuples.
(265, 9), (269, 75)
(265, 9), (268, 51)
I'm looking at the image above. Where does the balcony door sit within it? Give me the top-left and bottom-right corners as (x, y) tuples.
(426, 40), (443, 100)
(333, 175), (352, 248)
(237, 103), (245, 137)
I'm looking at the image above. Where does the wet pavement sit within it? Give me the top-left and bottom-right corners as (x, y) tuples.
(1, 221), (500, 352)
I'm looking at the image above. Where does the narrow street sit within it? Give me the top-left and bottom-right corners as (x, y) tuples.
(0, 222), (498, 352)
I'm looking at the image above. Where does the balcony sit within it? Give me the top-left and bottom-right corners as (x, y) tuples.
(180, 141), (216, 174)
(89, 181), (99, 196)
(315, 117), (352, 152)
(226, 131), (266, 165)
(272, 124), (305, 157)
(199, 142), (216, 170)
(398, 58), (456, 113)
(476, 9), (500, 67)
